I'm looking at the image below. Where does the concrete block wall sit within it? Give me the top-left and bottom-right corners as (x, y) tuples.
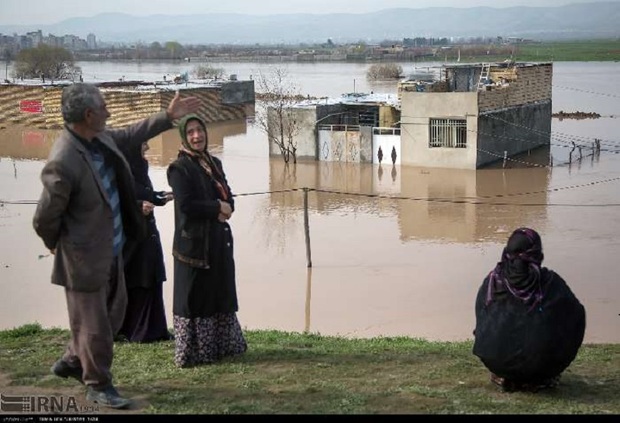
(400, 91), (480, 169)
(478, 63), (552, 112)
(220, 80), (255, 104)
(378, 105), (400, 128)
(292, 107), (319, 160)
(359, 126), (373, 162)
(476, 101), (552, 168)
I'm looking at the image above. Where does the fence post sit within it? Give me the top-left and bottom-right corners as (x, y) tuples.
(304, 267), (313, 334)
(303, 187), (313, 268)
(503, 151), (507, 168)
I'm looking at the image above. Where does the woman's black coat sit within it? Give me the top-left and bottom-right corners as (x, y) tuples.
(123, 145), (167, 289)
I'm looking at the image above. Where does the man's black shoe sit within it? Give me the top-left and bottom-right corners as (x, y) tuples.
(86, 385), (132, 409)
(51, 359), (84, 384)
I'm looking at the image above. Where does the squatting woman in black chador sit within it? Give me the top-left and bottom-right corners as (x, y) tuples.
(473, 227), (586, 392)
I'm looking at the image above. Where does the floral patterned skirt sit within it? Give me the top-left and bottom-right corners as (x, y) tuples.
(173, 312), (247, 368)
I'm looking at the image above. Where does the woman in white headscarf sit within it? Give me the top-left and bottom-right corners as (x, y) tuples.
(166, 114), (246, 368)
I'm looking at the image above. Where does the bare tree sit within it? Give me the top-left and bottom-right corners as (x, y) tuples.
(366, 63), (403, 80)
(192, 64), (225, 80)
(254, 66), (304, 164)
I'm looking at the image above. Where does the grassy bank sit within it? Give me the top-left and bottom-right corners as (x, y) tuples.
(515, 39), (620, 62)
(435, 39), (620, 63)
(1, 324), (619, 414)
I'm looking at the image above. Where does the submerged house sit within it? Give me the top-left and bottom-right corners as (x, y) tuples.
(271, 61), (552, 170)
(0, 78), (255, 130)
(400, 61), (552, 169)
(269, 93), (401, 163)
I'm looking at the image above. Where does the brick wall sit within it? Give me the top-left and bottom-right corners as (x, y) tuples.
(478, 63), (553, 112)
(0, 84), (252, 129)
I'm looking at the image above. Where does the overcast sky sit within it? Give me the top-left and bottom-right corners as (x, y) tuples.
(0, 0), (615, 26)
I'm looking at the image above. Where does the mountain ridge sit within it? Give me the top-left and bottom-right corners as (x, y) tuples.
(0, 2), (618, 44)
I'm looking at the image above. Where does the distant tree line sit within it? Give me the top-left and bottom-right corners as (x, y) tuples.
(0, 34), (517, 62)
(5, 39), (619, 81)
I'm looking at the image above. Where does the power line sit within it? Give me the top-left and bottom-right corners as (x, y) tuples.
(553, 85), (620, 99)
(4, 178), (619, 208)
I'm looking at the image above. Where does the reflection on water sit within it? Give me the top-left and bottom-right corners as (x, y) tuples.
(0, 127), (62, 161)
(267, 150), (550, 243)
(1, 62), (619, 344)
(0, 118), (249, 165)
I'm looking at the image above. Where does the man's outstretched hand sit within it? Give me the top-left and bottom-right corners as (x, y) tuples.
(166, 91), (202, 120)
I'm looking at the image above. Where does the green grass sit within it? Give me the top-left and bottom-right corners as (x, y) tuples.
(515, 39), (620, 62)
(1, 323), (619, 414)
(440, 39), (620, 63)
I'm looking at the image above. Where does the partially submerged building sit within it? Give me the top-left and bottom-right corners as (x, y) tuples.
(270, 61), (552, 169)
(269, 92), (401, 163)
(0, 78), (255, 130)
(400, 61), (552, 169)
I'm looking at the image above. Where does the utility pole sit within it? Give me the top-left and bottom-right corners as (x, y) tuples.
(3, 50), (10, 81)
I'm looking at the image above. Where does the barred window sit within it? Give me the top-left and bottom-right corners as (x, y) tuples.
(429, 118), (467, 148)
